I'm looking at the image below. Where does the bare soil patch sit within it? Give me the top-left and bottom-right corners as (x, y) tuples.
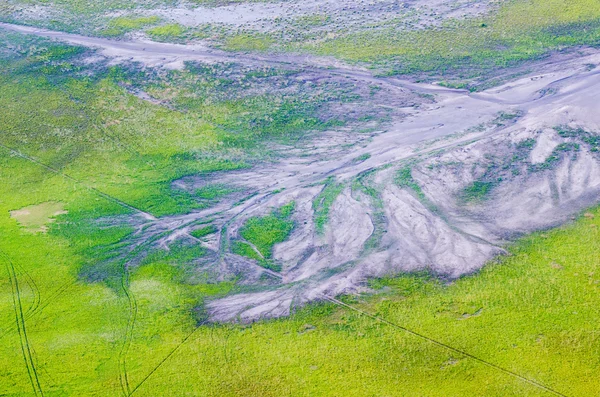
(10, 202), (67, 233)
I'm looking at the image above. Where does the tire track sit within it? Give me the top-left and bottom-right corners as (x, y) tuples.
(0, 142), (149, 396)
(0, 280), (77, 342)
(114, 223), (203, 397)
(118, 266), (137, 397)
(1, 250), (44, 396)
(0, 261), (41, 333)
(15, 262), (41, 317)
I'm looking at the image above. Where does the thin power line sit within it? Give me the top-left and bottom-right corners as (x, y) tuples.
(0, 141), (156, 220)
(321, 294), (569, 397)
(128, 321), (208, 396)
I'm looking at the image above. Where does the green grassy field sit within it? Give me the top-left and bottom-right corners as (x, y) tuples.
(3, 147), (600, 395)
(223, 0), (600, 87)
(2, 1), (600, 395)
(0, 30), (330, 395)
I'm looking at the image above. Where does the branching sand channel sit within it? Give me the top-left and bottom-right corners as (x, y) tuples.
(4, 22), (600, 322)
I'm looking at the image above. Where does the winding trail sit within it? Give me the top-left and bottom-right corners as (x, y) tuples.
(1, 251), (45, 396)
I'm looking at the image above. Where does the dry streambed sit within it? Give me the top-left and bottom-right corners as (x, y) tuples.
(4, 22), (600, 322)
(205, 50), (600, 321)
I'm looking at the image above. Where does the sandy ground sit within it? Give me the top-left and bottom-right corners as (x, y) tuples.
(3, 0), (500, 37)
(10, 202), (67, 233)
(3, 21), (600, 321)
(142, 0), (499, 32)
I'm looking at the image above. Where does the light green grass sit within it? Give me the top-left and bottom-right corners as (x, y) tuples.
(0, 32), (336, 215)
(224, 33), (275, 52)
(0, 41), (245, 217)
(239, 202), (294, 259)
(147, 23), (187, 41)
(103, 16), (160, 36)
(0, 152), (234, 396)
(77, 206), (600, 397)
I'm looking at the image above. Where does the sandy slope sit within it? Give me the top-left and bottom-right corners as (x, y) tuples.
(3, 22), (600, 321)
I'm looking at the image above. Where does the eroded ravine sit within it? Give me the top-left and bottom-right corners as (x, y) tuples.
(4, 21), (600, 322)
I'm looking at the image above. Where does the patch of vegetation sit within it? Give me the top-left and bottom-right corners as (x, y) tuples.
(352, 153), (371, 163)
(195, 184), (238, 201)
(147, 23), (188, 41)
(144, 180), (232, 217)
(103, 16), (160, 36)
(55, 210), (136, 290)
(395, 166), (426, 201)
(395, 165), (441, 213)
(369, 270), (437, 295)
(462, 180), (495, 203)
(291, 14), (330, 28)
(531, 142), (580, 171)
(240, 203), (295, 258)
(142, 240), (206, 268)
(313, 177), (344, 235)
(493, 111), (523, 126)
(555, 125), (600, 152)
(455, 136), (542, 202)
(215, 96), (336, 141)
(234, 202), (295, 271)
(351, 173), (380, 205)
(190, 224), (218, 239)
(516, 138), (536, 150)
(352, 172), (385, 253)
(224, 33), (275, 52)
(132, 62), (348, 146)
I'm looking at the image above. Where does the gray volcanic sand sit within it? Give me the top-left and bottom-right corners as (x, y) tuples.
(205, 52), (600, 322)
(143, 0), (499, 32)
(3, 0), (501, 42)
(3, 22), (600, 322)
